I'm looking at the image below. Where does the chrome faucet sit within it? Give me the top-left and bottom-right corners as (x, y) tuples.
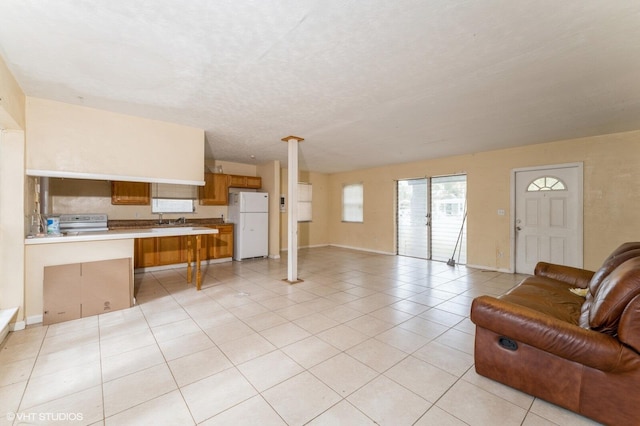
(157, 213), (164, 225)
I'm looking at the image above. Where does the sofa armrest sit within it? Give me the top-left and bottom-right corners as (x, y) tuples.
(471, 295), (634, 372)
(534, 262), (594, 288)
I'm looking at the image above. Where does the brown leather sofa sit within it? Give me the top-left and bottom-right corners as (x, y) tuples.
(470, 242), (640, 426)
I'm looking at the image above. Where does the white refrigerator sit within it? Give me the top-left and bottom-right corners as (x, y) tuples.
(228, 192), (269, 260)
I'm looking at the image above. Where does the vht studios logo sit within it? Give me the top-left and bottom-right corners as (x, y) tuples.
(6, 412), (84, 422)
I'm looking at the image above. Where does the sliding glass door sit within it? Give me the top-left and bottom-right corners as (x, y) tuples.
(397, 175), (467, 263)
(431, 175), (467, 264)
(397, 179), (429, 258)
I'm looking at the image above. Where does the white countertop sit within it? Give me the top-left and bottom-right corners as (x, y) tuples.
(25, 226), (219, 245)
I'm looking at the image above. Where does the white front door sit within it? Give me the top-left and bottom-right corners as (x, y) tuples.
(514, 164), (583, 274)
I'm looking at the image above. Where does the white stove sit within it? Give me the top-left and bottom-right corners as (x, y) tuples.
(59, 214), (109, 233)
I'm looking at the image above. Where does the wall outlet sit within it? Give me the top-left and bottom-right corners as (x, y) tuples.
(497, 209), (505, 216)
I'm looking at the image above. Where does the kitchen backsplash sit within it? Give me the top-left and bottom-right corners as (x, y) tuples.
(44, 177), (228, 220)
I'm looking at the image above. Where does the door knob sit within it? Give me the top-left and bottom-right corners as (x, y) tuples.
(516, 226), (522, 231)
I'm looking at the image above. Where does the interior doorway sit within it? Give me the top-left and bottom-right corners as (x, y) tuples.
(513, 163), (583, 274)
(397, 175), (467, 263)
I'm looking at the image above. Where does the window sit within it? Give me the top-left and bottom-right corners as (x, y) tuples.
(343, 183), (363, 222)
(527, 176), (566, 192)
(151, 183), (196, 213)
(298, 183), (312, 222)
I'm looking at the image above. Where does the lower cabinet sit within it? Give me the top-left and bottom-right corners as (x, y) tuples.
(135, 237), (157, 268)
(209, 224), (234, 259)
(43, 258), (132, 325)
(134, 224), (234, 269)
(157, 235), (185, 265)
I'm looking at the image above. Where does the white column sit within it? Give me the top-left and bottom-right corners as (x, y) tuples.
(282, 136), (304, 283)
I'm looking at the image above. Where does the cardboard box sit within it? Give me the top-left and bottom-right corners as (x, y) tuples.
(43, 258), (132, 325)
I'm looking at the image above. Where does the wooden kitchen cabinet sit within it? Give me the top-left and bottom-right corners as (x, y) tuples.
(134, 238), (157, 268)
(135, 236), (187, 267)
(157, 235), (185, 265)
(111, 181), (151, 205)
(133, 224), (234, 269)
(203, 224), (234, 260)
(212, 224), (234, 259)
(199, 173), (229, 205)
(229, 174), (262, 189)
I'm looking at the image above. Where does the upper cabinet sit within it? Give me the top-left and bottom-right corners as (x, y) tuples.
(199, 173), (229, 205)
(229, 174), (262, 189)
(111, 181), (151, 205)
(199, 173), (262, 205)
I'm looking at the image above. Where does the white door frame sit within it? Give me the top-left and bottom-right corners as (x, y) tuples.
(509, 162), (584, 273)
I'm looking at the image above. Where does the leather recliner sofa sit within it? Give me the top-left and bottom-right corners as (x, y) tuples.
(470, 242), (640, 426)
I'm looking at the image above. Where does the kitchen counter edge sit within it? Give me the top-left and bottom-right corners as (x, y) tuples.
(25, 226), (219, 245)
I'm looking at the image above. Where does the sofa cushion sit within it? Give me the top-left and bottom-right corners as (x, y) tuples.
(618, 294), (640, 353)
(588, 248), (640, 295)
(589, 257), (640, 335)
(500, 276), (584, 324)
(579, 248), (640, 327)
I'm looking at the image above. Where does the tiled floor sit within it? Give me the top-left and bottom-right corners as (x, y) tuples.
(1, 247), (601, 425)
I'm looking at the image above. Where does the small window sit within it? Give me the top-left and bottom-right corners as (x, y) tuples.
(152, 198), (195, 213)
(298, 183), (312, 222)
(527, 176), (566, 192)
(343, 183), (363, 222)
(151, 183), (196, 213)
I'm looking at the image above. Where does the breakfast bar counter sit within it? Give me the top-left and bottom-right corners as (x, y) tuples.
(24, 227), (218, 325)
(25, 226), (218, 244)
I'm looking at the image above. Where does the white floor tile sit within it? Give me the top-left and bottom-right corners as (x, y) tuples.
(308, 400), (376, 425)
(237, 350), (304, 392)
(2, 249), (601, 425)
(102, 364), (177, 417)
(347, 375), (430, 425)
(262, 372), (341, 425)
(181, 367), (257, 423)
(105, 389), (194, 426)
(199, 395), (286, 426)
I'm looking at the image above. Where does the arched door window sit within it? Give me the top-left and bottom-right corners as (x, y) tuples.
(527, 176), (566, 192)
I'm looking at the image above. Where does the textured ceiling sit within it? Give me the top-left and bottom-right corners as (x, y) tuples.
(1, 1), (639, 173)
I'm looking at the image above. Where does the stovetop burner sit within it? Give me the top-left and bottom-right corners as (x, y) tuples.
(59, 214), (108, 233)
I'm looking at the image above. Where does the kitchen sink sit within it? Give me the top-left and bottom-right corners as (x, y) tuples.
(150, 226), (195, 233)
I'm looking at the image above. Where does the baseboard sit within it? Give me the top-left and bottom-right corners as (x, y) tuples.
(465, 263), (512, 273)
(280, 244), (394, 256)
(134, 257), (232, 273)
(328, 244), (396, 256)
(26, 315), (43, 325)
(280, 244), (330, 252)
(268, 254), (281, 259)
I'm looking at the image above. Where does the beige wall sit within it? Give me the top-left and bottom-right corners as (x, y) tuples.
(280, 169), (331, 250)
(212, 160), (257, 176)
(328, 130), (640, 271)
(0, 55), (25, 129)
(0, 59), (25, 329)
(26, 97), (205, 184)
(0, 130), (25, 326)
